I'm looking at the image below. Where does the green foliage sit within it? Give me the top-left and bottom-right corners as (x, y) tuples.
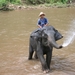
(9, 0), (21, 4)
(0, 0), (74, 7)
(0, 0), (21, 7)
(60, 0), (68, 3)
(25, 0), (45, 5)
(24, 0), (69, 5)
(0, 0), (8, 7)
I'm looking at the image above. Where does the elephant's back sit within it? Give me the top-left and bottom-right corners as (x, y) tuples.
(43, 25), (54, 30)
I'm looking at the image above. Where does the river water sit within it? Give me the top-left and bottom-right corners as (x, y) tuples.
(0, 8), (75, 75)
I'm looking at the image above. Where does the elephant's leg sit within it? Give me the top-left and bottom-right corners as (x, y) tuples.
(28, 44), (34, 60)
(37, 51), (49, 73)
(46, 50), (52, 70)
(37, 53), (48, 70)
(37, 41), (49, 73)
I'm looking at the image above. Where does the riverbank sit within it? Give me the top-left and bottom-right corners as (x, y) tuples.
(0, 3), (75, 11)
(12, 3), (75, 10)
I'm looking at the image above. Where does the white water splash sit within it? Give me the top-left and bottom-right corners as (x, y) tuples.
(62, 32), (75, 47)
(62, 21), (75, 47)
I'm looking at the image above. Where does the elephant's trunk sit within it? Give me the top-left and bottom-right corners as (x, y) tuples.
(48, 36), (61, 49)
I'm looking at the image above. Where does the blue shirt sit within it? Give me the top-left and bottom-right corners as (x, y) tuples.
(37, 18), (48, 27)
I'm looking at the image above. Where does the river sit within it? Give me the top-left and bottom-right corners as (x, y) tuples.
(0, 8), (75, 75)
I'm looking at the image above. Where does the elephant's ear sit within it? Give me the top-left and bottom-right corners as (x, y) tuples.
(53, 28), (63, 41)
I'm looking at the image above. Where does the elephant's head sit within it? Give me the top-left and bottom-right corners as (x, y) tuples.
(30, 26), (63, 49)
(41, 26), (63, 49)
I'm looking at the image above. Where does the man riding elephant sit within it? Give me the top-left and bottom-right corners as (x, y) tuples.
(28, 25), (63, 73)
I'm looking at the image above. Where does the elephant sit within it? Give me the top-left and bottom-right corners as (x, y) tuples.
(28, 25), (63, 73)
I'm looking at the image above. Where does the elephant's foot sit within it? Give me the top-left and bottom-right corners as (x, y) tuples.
(28, 57), (32, 60)
(43, 69), (50, 73)
(34, 55), (38, 59)
(34, 53), (38, 59)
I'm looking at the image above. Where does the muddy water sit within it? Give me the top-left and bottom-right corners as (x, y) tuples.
(0, 8), (75, 75)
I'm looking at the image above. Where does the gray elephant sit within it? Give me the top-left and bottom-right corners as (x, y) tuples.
(28, 26), (63, 73)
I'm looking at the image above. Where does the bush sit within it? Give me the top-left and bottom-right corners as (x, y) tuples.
(0, 0), (8, 7)
(25, 0), (45, 5)
(10, 0), (21, 4)
(0, 0), (21, 7)
(24, 0), (69, 5)
(0, 0), (72, 7)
